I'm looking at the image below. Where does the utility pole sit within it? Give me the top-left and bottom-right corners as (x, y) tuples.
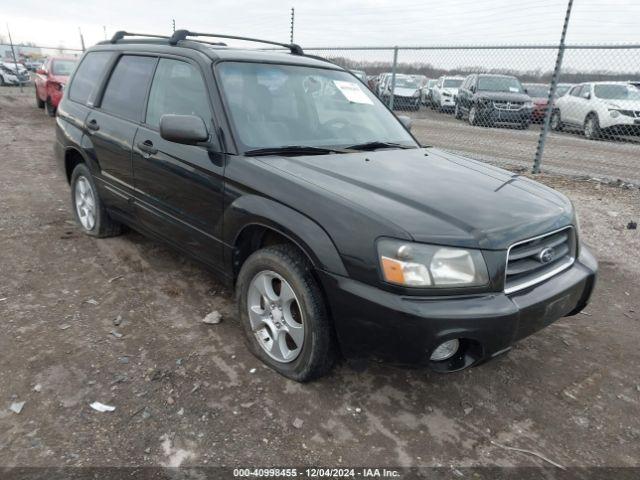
(6, 24), (23, 93)
(532, 0), (573, 174)
(289, 7), (295, 44)
(103, 25), (107, 41)
(172, 19), (176, 33)
(79, 27), (86, 52)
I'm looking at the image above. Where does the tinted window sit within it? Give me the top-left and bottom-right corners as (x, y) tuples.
(101, 55), (156, 121)
(146, 59), (211, 128)
(52, 59), (77, 76)
(69, 52), (112, 104)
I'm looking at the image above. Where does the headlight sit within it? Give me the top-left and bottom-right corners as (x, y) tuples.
(608, 109), (620, 118)
(412, 90), (420, 97)
(524, 101), (534, 108)
(378, 239), (489, 287)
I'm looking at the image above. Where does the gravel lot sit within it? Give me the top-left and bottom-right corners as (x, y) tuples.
(1, 92), (640, 470)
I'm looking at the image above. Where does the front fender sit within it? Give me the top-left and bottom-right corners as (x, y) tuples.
(223, 195), (348, 276)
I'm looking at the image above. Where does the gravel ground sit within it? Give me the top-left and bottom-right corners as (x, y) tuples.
(1, 93), (640, 470)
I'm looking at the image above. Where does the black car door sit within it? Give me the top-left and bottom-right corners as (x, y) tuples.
(131, 57), (225, 270)
(460, 75), (474, 112)
(85, 55), (157, 221)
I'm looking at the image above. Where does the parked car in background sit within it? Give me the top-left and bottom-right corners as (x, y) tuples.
(380, 74), (422, 110)
(0, 61), (30, 86)
(455, 74), (533, 129)
(523, 83), (551, 122)
(555, 83), (574, 98)
(349, 69), (367, 85)
(422, 78), (437, 105)
(55, 31), (596, 381)
(24, 60), (44, 71)
(431, 76), (464, 111)
(376, 72), (392, 97)
(35, 56), (78, 116)
(551, 82), (640, 139)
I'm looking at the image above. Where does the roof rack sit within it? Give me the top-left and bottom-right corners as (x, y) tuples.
(169, 30), (304, 55)
(109, 31), (170, 44)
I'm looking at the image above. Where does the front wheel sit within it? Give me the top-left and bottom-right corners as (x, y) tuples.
(236, 245), (337, 382)
(35, 89), (45, 109)
(454, 102), (463, 119)
(45, 97), (56, 117)
(468, 105), (479, 125)
(70, 164), (123, 237)
(584, 114), (601, 140)
(550, 110), (562, 131)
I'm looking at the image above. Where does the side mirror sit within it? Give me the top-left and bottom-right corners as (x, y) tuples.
(160, 114), (209, 145)
(397, 115), (413, 131)
(469, 85), (476, 93)
(36, 68), (47, 75)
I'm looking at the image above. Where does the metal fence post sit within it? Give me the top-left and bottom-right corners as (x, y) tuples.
(533, 0), (573, 174)
(6, 24), (23, 93)
(389, 46), (398, 110)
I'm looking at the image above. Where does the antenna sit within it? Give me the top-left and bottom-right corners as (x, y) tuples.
(290, 7), (295, 44)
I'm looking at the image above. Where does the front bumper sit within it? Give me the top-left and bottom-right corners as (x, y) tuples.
(439, 95), (455, 107)
(478, 106), (533, 125)
(318, 245), (597, 371)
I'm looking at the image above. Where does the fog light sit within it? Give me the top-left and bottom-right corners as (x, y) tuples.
(430, 339), (460, 361)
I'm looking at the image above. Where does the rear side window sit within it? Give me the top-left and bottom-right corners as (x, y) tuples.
(100, 55), (156, 122)
(145, 59), (211, 128)
(68, 52), (112, 105)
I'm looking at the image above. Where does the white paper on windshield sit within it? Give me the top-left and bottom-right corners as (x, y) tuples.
(333, 80), (373, 104)
(509, 87), (519, 92)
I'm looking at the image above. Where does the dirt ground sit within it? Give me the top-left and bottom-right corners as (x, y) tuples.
(1, 92), (639, 470)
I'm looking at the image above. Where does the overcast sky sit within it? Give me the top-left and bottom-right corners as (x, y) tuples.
(1, 0), (639, 50)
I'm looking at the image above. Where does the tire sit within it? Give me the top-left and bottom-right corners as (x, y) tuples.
(454, 102), (463, 120)
(36, 89), (45, 109)
(584, 114), (601, 140)
(70, 164), (123, 238)
(468, 105), (479, 126)
(236, 244), (337, 382)
(550, 110), (562, 131)
(0, 75), (5, 87)
(518, 122), (530, 130)
(45, 97), (56, 117)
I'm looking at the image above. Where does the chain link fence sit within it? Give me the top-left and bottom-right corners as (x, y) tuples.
(308, 45), (640, 184)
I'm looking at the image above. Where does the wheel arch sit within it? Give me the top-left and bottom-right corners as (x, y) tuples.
(63, 147), (88, 183)
(225, 195), (348, 281)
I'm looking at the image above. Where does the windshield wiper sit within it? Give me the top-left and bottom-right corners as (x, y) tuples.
(244, 145), (351, 156)
(344, 141), (416, 151)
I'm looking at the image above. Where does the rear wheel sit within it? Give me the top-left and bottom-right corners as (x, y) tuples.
(584, 114), (601, 140)
(70, 164), (123, 238)
(35, 89), (45, 109)
(236, 244), (337, 382)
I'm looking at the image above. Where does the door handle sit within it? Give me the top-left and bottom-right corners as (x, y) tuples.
(137, 140), (158, 156)
(86, 119), (100, 131)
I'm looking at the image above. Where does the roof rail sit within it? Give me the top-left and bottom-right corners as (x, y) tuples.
(110, 31), (170, 44)
(169, 30), (304, 55)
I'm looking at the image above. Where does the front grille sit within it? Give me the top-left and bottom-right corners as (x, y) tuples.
(619, 110), (640, 118)
(505, 227), (576, 294)
(493, 101), (524, 111)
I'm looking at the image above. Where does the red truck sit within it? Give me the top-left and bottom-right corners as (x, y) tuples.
(35, 56), (77, 116)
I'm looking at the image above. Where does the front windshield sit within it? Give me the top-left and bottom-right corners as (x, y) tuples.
(428, 79), (437, 87)
(524, 84), (549, 97)
(52, 59), (77, 76)
(477, 76), (524, 93)
(555, 84), (571, 96)
(394, 77), (418, 88)
(594, 84), (640, 101)
(217, 62), (417, 151)
(443, 79), (463, 88)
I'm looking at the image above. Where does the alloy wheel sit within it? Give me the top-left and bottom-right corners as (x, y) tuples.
(247, 270), (304, 363)
(74, 176), (96, 231)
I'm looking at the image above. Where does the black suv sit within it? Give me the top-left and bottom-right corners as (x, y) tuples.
(455, 74), (533, 128)
(55, 31), (597, 382)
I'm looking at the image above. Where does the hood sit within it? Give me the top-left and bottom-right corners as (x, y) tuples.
(603, 99), (640, 110)
(476, 91), (531, 102)
(393, 86), (419, 97)
(441, 87), (459, 95)
(261, 148), (573, 250)
(1, 63), (27, 73)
